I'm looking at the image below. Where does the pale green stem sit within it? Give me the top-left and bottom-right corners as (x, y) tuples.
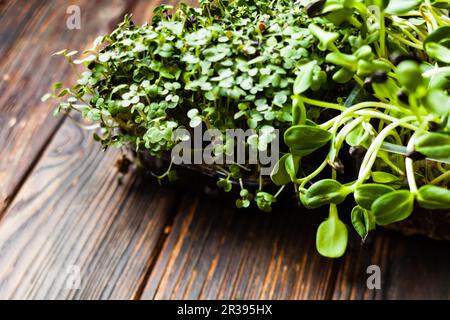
(389, 33), (423, 49)
(331, 117), (365, 160)
(301, 96), (412, 116)
(329, 204), (338, 220)
(357, 116), (418, 185)
(430, 170), (450, 185)
(379, 10), (386, 57)
(298, 159), (329, 188)
(405, 134), (419, 194)
(354, 110), (420, 131)
(274, 185), (286, 198)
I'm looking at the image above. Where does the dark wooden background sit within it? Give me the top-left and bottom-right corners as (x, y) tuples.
(0, 0), (448, 300)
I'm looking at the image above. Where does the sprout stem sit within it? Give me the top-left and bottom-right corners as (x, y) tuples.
(357, 116), (418, 185)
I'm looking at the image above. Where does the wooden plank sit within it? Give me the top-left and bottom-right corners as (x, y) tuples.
(0, 0), (130, 214)
(141, 195), (337, 300)
(0, 2), (188, 299)
(142, 194), (450, 300)
(0, 1), (48, 59)
(0, 119), (181, 299)
(331, 231), (450, 300)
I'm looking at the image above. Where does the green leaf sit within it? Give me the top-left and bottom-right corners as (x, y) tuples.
(415, 132), (450, 160)
(424, 26), (450, 63)
(187, 108), (199, 119)
(302, 179), (351, 209)
(355, 184), (395, 210)
(372, 190), (414, 225)
(270, 154), (291, 186)
(182, 54), (200, 64)
(41, 93), (52, 102)
(53, 49), (67, 56)
(351, 206), (367, 239)
(354, 45), (373, 60)
(372, 78), (399, 102)
(273, 92), (288, 107)
(285, 154), (300, 181)
(346, 123), (369, 146)
(52, 82), (63, 92)
(428, 68), (450, 90)
(316, 209), (348, 258)
(423, 89), (450, 116)
(312, 0), (344, 14)
(396, 61), (423, 92)
(185, 28), (211, 46)
(202, 45), (231, 62)
(425, 43), (450, 63)
(385, 0), (422, 15)
(365, 0), (390, 10)
(371, 171), (400, 184)
(236, 199), (250, 208)
(57, 88), (70, 97)
(325, 8), (355, 25)
(189, 116), (202, 128)
(292, 96), (306, 126)
(164, 21), (184, 36)
(153, 4), (174, 15)
(424, 26), (450, 45)
(65, 50), (78, 57)
(325, 52), (357, 71)
(255, 192), (275, 212)
(284, 125), (332, 156)
(431, 0), (450, 8)
(356, 59), (391, 77)
(293, 61), (316, 94)
(308, 24), (339, 51)
(351, 206), (375, 239)
(217, 179), (232, 192)
(332, 67), (354, 84)
(417, 185), (450, 210)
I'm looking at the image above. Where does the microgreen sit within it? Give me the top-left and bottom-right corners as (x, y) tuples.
(45, 0), (450, 258)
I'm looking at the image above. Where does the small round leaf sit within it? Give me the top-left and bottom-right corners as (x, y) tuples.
(316, 214), (348, 258)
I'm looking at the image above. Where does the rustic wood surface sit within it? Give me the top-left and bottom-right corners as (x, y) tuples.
(0, 0), (448, 300)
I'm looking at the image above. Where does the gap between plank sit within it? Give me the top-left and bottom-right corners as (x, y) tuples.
(0, 115), (66, 221)
(324, 259), (343, 300)
(133, 189), (185, 300)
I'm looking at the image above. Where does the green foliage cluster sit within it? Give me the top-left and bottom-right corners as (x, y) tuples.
(44, 0), (450, 258)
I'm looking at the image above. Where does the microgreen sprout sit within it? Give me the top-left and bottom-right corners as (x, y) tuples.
(44, 0), (450, 258)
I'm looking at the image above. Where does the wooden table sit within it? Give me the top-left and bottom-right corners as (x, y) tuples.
(0, 0), (449, 300)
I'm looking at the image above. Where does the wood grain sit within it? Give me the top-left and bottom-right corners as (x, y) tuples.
(331, 232), (450, 300)
(141, 194), (450, 300)
(141, 195), (337, 300)
(0, 0), (130, 214)
(0, 119), (180, 299)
